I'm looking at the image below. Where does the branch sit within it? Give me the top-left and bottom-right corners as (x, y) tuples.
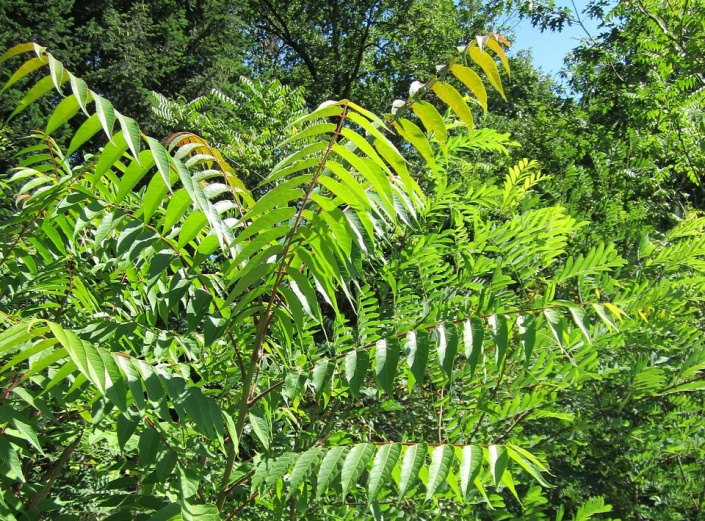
(248, 301), (598, 407)
(25, 431), (83, 513)
(257, 0), (319, 81)
(216, 105), (349, 512)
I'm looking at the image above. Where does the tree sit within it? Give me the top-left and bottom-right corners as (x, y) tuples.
(567, 0), (705, 212)
(0, 0), (249, 132)
(240, 0), (573, 112)
(1, 19), (704, 521)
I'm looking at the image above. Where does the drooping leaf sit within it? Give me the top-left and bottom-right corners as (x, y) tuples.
(517, 314), (536, 363)
(316, 446), (349, 497)
(411, 100), (447, 145)
(345, 349), (369, 397)
(463, 317), (484, 374)
(458, 445), (482, 499)
(398, 443), (427, 499)
(488, 445), (508, 486)
(341, 443), (375, 496)
(374, 338), (399, 395)
(288, 447), (323, 498)
(404, 329), (429, 391)
(368, 443), (401, 501)
(433, 323), (458, 378)
(431, 81), (474, 133)
(488, 314), (508, 367)
(426, 445), (454, 499)
(450, 64), (488, 113)
(249, 406), (271, 451)
(467, 46), (505, 100)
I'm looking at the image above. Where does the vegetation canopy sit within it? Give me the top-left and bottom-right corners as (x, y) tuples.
(0, 2), (704, 520)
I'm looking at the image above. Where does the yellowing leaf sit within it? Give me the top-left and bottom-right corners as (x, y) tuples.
(468, 46), (505, 100)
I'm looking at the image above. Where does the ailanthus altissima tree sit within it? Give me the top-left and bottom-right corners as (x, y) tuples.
(0, 32), (704, 521)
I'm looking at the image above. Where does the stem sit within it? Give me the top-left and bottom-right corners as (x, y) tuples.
(25, 431), (83, 513)
(248, 301), (597, 407)
(216, 106), (349, 512)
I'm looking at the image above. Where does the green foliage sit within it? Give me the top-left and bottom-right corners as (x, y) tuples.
(150, 78), (307, 188)
(0, 13), (704, 521)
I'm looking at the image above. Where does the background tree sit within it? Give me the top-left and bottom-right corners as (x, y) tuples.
(0, 0), (249, 132)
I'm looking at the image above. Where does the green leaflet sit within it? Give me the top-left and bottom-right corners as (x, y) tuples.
(0, 42), (44, 63)
(368, 443), (401, 501)
(0, 435), (24, 483)
(488, 314), (508, 367)
(178, 210), (208, 248)
(278, 122), (336, 148)
(93, 95), (116, 140)
(311, 359), (334, 397)
(146, 137), (172, 189)
(286, 265), (322, 321)
(344, 110), (419, 199)
(324, 161), (374, 210)
(69, 73), (89, 114)
(316, 446), (349, 497)
(93, 131), (128, 183)
(142, 174), (169, 223)
(485, 37), (510, 75)
(117, 415), (137, 452)
(340, 127), (391, 177)
(249, 406), (271, 451)
(268, 141), (329, 179)
(288, 447), (323, 498)
(264, 452), (297, 491)
(393, 118), (437, 171)
(231, 206), (296, 246)
(411, 100), (447, 145)
(568, 306), (592, 345)
(115, 150), (156, 203)
(181, 503), (220, 521)
(345, 349), (369, 397)
(10, 74), (67, 119)
(178, 466), (199, 499)
(242, 175), (309, 220)
(138, 428), (161, 468)
(117, 112), (141, 160)
(405, 329), (429, 391)
(574, 497), (613, 521)
(544, 308), (566, 349)
(592, 303), (619, 331)
(341, 443), (375, 496)
(517, 314), (536, 363)
(46, 95), (80, 134)
(463, 317), (484, 374)
(398, 443), (427, 499)
(145, 504), (180, 521)
(2, 56), (47, 93)
(290, 101), (344, 127)
(507, 446), (550, 488)
(47, 54), (64, 92)
(331, 144), (395, 216)
(426, 445), (454, 499)
(49, 323), (105, 393)
(488, 445), (508, 487)
(374, 338), (399, 395)
(67, 113), (102, 155)
(433, 323), (458, 378)
(458, 445), (483, 499)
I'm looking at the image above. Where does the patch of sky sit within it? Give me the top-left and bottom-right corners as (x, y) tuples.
(498, 1), (616, 83)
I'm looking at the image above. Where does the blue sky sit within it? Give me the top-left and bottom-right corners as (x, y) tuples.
(506, 1), (607, 77)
